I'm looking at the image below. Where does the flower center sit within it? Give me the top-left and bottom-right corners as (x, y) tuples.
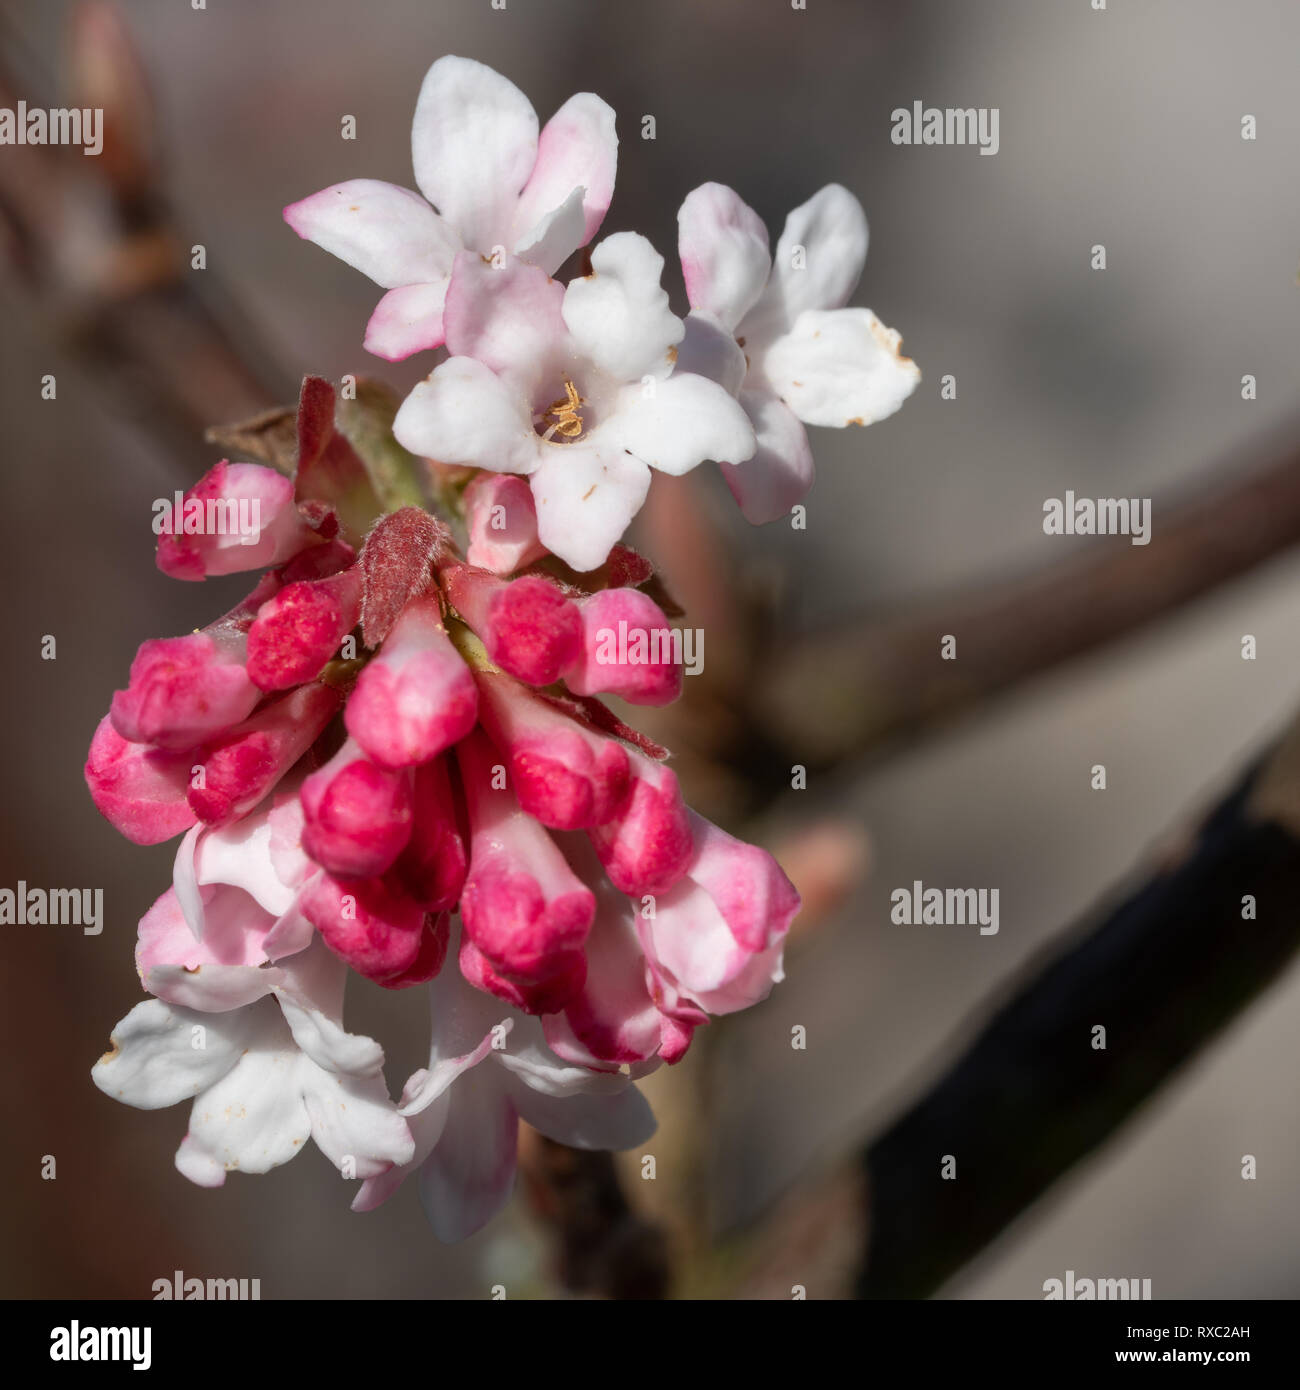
(535, 377), (587, 443)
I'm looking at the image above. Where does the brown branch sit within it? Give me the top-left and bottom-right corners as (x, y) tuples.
(719, 707), (1300, 1298)
(756, 418), (1300, 773)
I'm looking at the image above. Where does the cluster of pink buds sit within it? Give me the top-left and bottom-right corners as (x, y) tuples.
(88, 52), (915, 1242)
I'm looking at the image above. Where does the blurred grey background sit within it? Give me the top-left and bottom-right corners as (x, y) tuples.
(3, 0), (1300, 1298)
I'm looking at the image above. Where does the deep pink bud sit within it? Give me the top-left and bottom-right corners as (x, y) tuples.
(85, 715), (198, 845)
(455, 729), (594, 995)
(187, 682), (341, 825)
(379, 910), (451, 990)
(564, 588), (684, 706)
(459, 933), (586, 1016)
(300, 738), (413, 879)
(110, 633), (260, 751)
(155, 460), (321, 581)
(443, 565), (581, 687)
(300, 871), (426, 985)
(475, 670), (629, 830)
(464, 473), (546, 574)
(245, 565), (362, 691)
(344, 593), (477, 768)
(587, 750), (693, 897)
(391, 756), (468, 912)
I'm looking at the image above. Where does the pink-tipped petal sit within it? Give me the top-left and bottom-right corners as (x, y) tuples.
(443, 566), (581, 687)
(300, 739), (414, 880)
(85, 715), (197, 845)
(363, 280), (450, 360)
(344, 593), (477, 768)
(463, 472), (546, 575)
(677, 182), (771, 331)
(456, 729), (594, 1001)
(392, 757), (468, 913)
(564, 587), (684, 707)
(514, 92), (617, 253)
(475, 670), (630, 830)
(110, 633), (261, 751)
(587, 750), (692, 897)
(283, 178), (458, 289)
(155, 461), (319, 581)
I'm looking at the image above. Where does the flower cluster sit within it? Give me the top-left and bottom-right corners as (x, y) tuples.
(87, 54), (916, 1242)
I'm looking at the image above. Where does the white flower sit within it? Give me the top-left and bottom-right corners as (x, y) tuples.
(676, 182), (921, 522)
(391, 237), (756, 570)
(284, 55), (617, 361)
(94, 932), (413, 1187)
(353, 926), (656, 1241)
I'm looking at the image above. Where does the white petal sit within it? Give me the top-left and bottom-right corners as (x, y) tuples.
(301, 1066), (415, 1177)
(146, 962), (277, 1013)
(511, 1081), (657, 1151)
(274, 940), (386, 1078)
(562, 232), (683, 383)
(677, 182), (771, 330)
(351, 1087), (450, 1211)
(529, 444), (650, 571)
(92, 998), (247, 1109)
(176, 1014), (313, 1182)
(411, 55), (538, 251)
(606, 373), (756, 476)
(675, 310), (748, 397)
(513, 92), (618, 251)
(195, 809), (296, 919)
(418, 1079), (519, 1242)
(393, 357), (540, 473)
(499, 1014), (630, 1099)
(404, 963), (510, 1112)
(283, 179), (458, 288)
(719, 389), (815, 524)
(513, 186), (587, 277)
(364, 281), (450, 361)
(763, 307), (920, 428)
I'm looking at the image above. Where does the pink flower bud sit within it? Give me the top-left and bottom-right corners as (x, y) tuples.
(85, 715), (198, 845)
(110, 633), (261, 751)
(377, 910), (451, 990)
(155, 461), (321, 581)
(344, 593), (477, 768)
(300, 871), (427, 985)
(187, 682), (341, 826)
(475, 669), (629, 830)
(300, 738), (414, 879)
(464, 473), (546, 574)
(459, 933), (586, 1016)
(455, 729), (594, 999)
(587, 750), (692, 896)
(245, 565), (362, 691)
(639, 813), (800, 1014)
(564, 588), (684, 706)
(391, 756), (468, 912)
(443, 565), (581, 687)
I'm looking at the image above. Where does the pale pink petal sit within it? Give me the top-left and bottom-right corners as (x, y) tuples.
(677, 182), (771, 330)
(514, 92), (618, 249)
(719, 388), (815, 524)
(509, 1082), (656, 1151)
(442, 252), (565, 400)
(283, 179), (458, 288)
(363, 281), (450, 361)
(411, 55), (538, 250)
(418, 1077), (520, 1242)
